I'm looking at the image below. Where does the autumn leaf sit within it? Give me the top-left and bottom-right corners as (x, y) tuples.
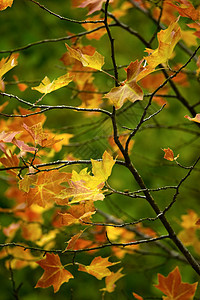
(0, 53), (19, 78)
(25, 170), (71, 207)
(104, 60), (144, 109)
(72, 0), (112, 15)
(78, 256), (119, 280)
(0, 150), (19, 176)
(22, 122), (62, 148)
(57, 151), (114, 203)
(132, 293), (144, 300)
(81, 14), (110, 40)
(185, 114), (200, 123)
(91, 150), (115, 183)
(166, 0), (200, 21)
(162, 147), (179, 161)
(100, 268), (124, 293)
(35, 253), (74, 293)
(66, 44), (104, 71)
(58, 179), (105, 204)
(137, 18), (181, 82)
(32, 74), (73, 95)
(155, 266), (198, 300)
(65, 230), (84, 250)
(56, 202), (95, 227)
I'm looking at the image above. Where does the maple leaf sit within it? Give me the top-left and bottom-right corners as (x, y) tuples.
(137, 18), (181, 82)
(65, 230), (84, 250)
(104, 60), (144, 109)
(78, 256), (119, 280)
(0, 0), (13, 10)
(167, 0), (200, 21)
(35, 253), (74, 293)
(25, 170), (71, 207)
(100, 268), (124, 293)
(185, 114), (200, 123)
(58, 179), (105, 204)
(72, 0), (112, 15)
(162, 148), (179, 161)
(22, 122), (62, 148)
(0, 53), (19, 78)
(32, 74), (73, 95)
(0, 150), (19, 176)
(66, 43), (104, 70)
(57, 151), (115, 203)
(81, 14), (110, 40)
(56, 202), (95, 227)
(155, 266), (198, 300)
(91, 150), (115, 183)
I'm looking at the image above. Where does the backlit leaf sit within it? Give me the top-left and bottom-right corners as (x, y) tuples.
(78, 256), (119, 280)
(185, 114), (200, 123)
(66, 43), (104, 70)
(155, 266), (198, 300)
(32, 74), (73, 95)
(162, 147), (179, 161)
(104, 60), (144, 109)
(0, 53), (19, 78)
(100, 268), (124, 293)
(35, 253), (74, 293)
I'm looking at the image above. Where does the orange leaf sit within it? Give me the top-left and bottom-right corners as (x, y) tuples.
(0, 0), (13, 10)
(162, 147), (179, 161)
(0, 150), (19, 176)
(0, 53), (19, 78)
(65, 230), (84, 250)
(155, 266), (198, 300)
(100, 268), (124, 293)
(35, 253), (74, 293)
(78, 256), (119, 280)
(25, 170), (71, 207)
(104, 60), (144, 109)
(32, 74), (73, 95)
(185, 114), (200, 123)
(166, 0), (200, 21)
(132, 292), (144, 300)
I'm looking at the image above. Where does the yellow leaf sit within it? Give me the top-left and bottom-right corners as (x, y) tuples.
(78, 256), (119, 280)
(100, 268), (124, 293)
(32, 74), (73, 94)
(66, 43), (104, 70)
(91, 150), (115, 183)
(0, 53), (19, 78)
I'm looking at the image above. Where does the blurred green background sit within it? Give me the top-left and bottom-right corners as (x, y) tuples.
(0, 0), (200, 299)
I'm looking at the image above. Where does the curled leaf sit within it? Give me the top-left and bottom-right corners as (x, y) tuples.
(185, 114), (200, 123)
(32, 74), (73, 95)
(66, 43), (104, 70)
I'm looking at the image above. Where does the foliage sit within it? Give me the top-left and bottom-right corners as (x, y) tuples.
(0, 0), (200, 299)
